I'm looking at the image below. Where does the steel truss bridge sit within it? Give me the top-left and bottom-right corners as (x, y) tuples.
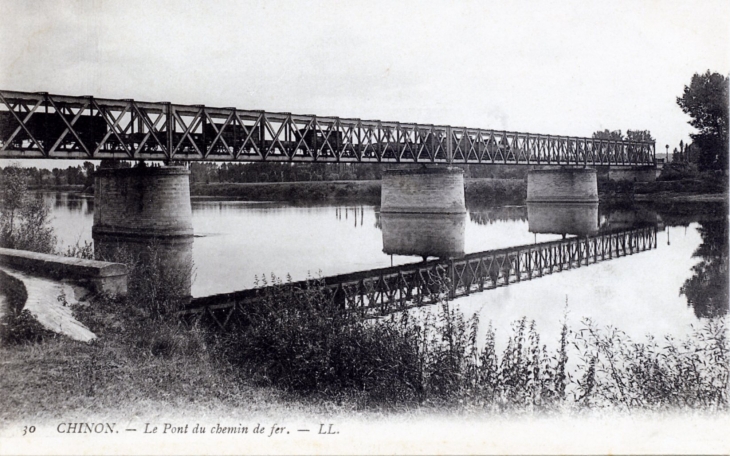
(0, 90), (655, 166)
(183, 226), (657, 329)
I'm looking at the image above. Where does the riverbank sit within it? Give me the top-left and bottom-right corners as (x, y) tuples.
(1, 282), (726, 428)
(599, 176), (728, 204)
(191, 180), (382, 203)
(36, 176), (727, 206)
(190, 178), (528, 205)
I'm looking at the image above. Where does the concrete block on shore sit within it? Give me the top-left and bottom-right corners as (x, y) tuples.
(0, 247), (128, 297)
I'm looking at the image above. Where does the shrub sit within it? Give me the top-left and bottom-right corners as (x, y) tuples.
(217, 276), (570, 409)
(93, 239), (194, 318)
(63, 239), (95, 260)
(0, 309), (57, 345)
(0, 167), (57, 254)
(658, 163), (700, 181)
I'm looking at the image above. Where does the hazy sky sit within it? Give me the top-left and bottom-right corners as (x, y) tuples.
(1, 0), (728, 167)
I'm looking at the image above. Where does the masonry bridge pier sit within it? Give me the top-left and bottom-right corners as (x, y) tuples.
(92, 166), (194, 298)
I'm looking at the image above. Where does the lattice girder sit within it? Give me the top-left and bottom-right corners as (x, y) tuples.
(0, 90), (657, 165)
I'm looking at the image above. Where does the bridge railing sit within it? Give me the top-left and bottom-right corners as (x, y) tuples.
(0, 90), (655, 166)
(182, 226), (657, 330)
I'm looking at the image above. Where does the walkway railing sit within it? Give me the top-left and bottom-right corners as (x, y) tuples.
(182, 226), (657, 329)
(0, 90), (655, 166)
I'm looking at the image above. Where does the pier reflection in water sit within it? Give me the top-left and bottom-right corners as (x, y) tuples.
(94, 235), (194, 304)
(527, 202), (599, 236)
(381, 212), (466, 260)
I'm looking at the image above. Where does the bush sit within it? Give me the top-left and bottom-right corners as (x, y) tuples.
(93, 239), (194, 317)
(658, 163), (699, 181)
(0, 167), (56, 254)
(218, 275), (420, 403)
(0, 309), (57, 345)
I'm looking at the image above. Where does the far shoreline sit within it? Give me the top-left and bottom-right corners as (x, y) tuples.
(29, 176), (727, 208)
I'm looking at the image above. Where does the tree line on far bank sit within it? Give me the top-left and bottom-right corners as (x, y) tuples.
(0, 161), (531, 187)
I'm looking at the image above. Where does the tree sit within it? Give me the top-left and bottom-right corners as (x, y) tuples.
(680, 219), (728, 318)
(676, 71), (729, 172)
(626, 130), (654, 142)
(82, 161), (96, 187)
(592, 130), (624, 140)
(672, 148), (680, 163)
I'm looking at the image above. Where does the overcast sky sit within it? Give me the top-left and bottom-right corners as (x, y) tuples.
(1, 0), (728, 168)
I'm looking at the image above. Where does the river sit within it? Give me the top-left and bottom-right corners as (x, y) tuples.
(45, 192), (727, 346)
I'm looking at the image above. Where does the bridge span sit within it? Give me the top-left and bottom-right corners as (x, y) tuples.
(182, 226), (657, 329)
(1, 90), (658, 285)
(1, 90), (655, 166)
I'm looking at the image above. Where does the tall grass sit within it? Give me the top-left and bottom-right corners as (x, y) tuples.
(219, 277), (728, 412)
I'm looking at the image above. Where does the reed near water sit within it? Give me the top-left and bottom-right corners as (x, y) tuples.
(217, 275), (729, 412)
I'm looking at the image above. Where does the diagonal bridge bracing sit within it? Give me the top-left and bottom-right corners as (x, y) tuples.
(183, 226), (657, 330)
(0, 90), (655, 166)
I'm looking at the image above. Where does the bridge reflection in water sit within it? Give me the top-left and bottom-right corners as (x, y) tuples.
(182, 223), (658, 329)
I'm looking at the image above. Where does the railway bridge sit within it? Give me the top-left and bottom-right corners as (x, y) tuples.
(1, 90), (657, 280)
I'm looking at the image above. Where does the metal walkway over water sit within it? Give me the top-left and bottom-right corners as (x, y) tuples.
(1, 90), (655, 166)
(183, 226), (657, 329)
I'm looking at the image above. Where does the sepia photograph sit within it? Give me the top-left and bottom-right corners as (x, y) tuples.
(0, 0), (728, 454)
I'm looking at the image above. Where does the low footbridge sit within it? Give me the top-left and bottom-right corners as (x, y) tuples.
(181, 226), (657, 330)
(1, 90), (654, 166)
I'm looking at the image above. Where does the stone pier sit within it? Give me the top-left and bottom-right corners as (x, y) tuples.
(92, 166), (194, 299)
(526, 168), (598, 204)
(381, 167), (466, 214)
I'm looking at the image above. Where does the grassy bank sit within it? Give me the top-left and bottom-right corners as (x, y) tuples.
(599, 175), (728, 204)
(1, 276), (727, 423)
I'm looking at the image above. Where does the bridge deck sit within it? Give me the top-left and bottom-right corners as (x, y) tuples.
(182, 226), (657, 330)
(0, 90), (655, 166)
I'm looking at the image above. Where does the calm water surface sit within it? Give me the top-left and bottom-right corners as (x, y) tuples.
(45, 192), (726, 345)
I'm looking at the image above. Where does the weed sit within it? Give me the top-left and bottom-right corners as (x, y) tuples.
(218, 276), (728, 412)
